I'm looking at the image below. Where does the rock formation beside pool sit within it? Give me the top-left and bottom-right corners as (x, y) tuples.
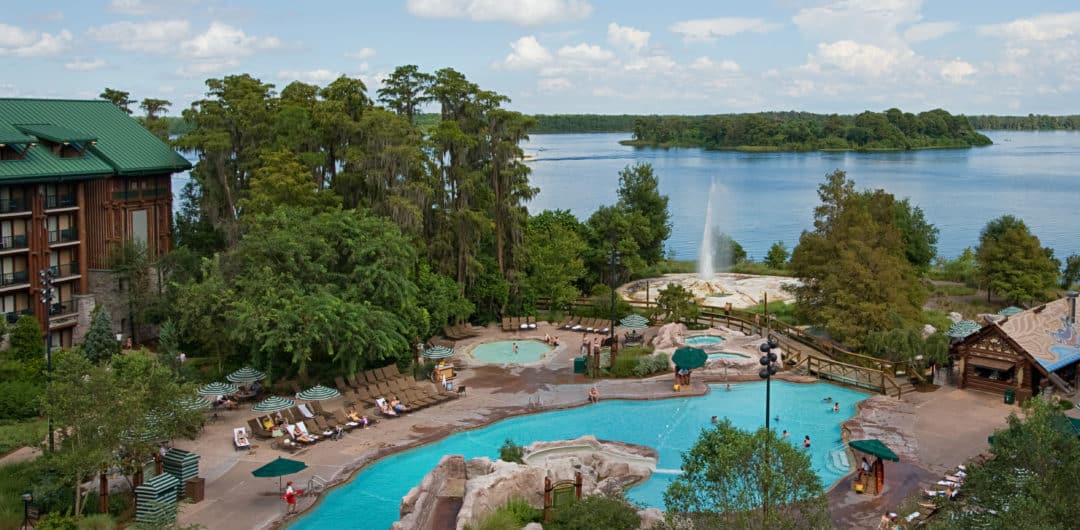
(393, 436), (658, 530)
(619, 273), (799, 309)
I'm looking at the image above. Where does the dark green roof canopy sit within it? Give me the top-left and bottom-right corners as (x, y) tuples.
(849, 439), (900, 462)
(0, 98), (191, 182)
(15, 123), (97, 144)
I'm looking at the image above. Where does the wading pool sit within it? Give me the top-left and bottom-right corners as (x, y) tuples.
(684, 335), (725, 347)
(469, 339), (551, 364)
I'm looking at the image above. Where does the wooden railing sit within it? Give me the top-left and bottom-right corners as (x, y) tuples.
(539, 297), (905, 397)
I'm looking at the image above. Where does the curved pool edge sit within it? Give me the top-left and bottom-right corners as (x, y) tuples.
(282, 377), (867, 529)
(464, 338), (553, 366)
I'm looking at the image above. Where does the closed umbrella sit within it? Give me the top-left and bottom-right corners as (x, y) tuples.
(252, 457), (307, 491)
(227, 367), (266, 383)
(619, 314), (650, 330)
(252, 396), (294, 413)
(423, 345), (454, 359)
(197, 382), (238, 396)
(672, 346), (708, 370)
(296, 385), (340, 401)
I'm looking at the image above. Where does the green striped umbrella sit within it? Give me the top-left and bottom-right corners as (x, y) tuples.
(619, 314), (650, 330)
(124, 413), (166, 443)
(296, 385), (341, 401)
(423, 345), (455, 359)
(946, 320), (982, 339)
(178, 396), (211, 411)
(197, 382), (238, 396)
(252, 396), (294, 413)
(227, 367), (266, 383)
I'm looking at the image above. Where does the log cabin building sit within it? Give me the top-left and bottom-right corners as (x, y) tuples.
(0, 99), (190, 346)
(954, 293), (1080, 402)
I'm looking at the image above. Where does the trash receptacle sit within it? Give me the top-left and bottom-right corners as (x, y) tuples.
(573, 356), (587, 374)
(1004, 389), (1015, 404)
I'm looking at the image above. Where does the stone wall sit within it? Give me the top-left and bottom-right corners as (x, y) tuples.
(87, 267), (161, 343)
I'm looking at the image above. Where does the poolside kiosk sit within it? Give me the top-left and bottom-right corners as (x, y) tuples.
(953, 294), (1080, 402)
(849, 439), (899, 496)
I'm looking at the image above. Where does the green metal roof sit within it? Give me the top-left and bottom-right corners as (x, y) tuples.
(0, 130), (36, 145)
(0, 98), (191, 182)
(15, 123), (97, 144)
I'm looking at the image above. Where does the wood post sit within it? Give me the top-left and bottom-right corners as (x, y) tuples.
(99, 471), (108, 513)
(575, 472), (582, 499)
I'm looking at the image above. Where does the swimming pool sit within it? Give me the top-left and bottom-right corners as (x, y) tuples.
(685, 335), (725, 347)
(469, 339), (551, 364)
(707, 352), (748, 361)
(290, 381), (867, 530)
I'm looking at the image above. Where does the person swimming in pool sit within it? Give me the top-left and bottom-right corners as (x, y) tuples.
(513, 342), (519, 354)
(833, 402), (840, 413)
(803, 435), (811, 448)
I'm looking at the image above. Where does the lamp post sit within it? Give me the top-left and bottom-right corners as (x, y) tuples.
(757, 293), (780, 526)
(39, 267), (55, 452)
(607, 248), (621, 372)
(20, 492), (32, 530)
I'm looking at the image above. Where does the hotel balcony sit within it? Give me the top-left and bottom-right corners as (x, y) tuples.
(49, 262), (81, 279)
(44, 193), (77, 211)
(48, 227), (79, 246)
(0, 198), (31, 216)
(0, 270), (29, 288)
(0, 234), (28, 252)
(4, 308), (32, 324)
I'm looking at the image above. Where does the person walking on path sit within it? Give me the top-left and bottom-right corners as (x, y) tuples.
(284, 481), (298, 514)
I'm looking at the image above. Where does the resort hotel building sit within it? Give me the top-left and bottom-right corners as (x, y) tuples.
(0, 98), (190, 346)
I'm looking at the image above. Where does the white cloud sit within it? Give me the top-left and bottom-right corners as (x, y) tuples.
(806, 40), (912, 77)
(903, 21), (957, 43)
(0, 23), (72, 57)
(87, 20), (190, 53)
(538, 77), (572, 91)
(277, 69), (342, 84)
(689, 56), (740, 73)
(940, 60), (976, 83)
(793, 0), (922, 46)
(64, 58), (106, 71)
(345, 47), (376, 60)
(179, 22), (281, 59)
(556, 43), (614, 63)
(607, 22), (649, 51)
(177, 59), (239, 77)
(669, 18), (780, 41)
(406, 0), (592, 26)
(500, 36), (552, 69)
(109, 0), (151, 15)
(979, 12), (1080, 42)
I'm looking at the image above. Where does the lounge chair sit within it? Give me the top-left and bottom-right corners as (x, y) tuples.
(558, 315), (573, 328)
(518, 317), (529, 330)
(527, 316), (537, 329)
(281, 408), (300, 424)
(287, 423), (317, 445)
(463, 323), (481, 336)
(364, 370), (382, 384)
(444, 325), (463, 340)
(335, 376), (354, 395)
(311, 416), (335, 437)
(298, 420), (323, 441)
(377, 366), (396, 382)
(346, 374), (364, 389)
(332, 409), (361, 430)
(501, 317), (512, 331)
(310, 400), (335, 420)
(403, 389), (435, 408)
(297, 403), (318, 419)
(375, 381), (394, 396)
(595, 319), (610, 334)
(373, 397), (399, 418)
(247, 418), (273, 439)
(234, 427), (252, 451)
(570, 317), (584, 331)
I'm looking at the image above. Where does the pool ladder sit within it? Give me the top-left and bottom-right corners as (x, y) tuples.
(824, 444), (851, 475)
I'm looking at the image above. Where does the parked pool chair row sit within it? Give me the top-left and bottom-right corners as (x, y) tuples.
(444, 323), (480, 339)
(335, 373), (458, 416)
(559, 316), (611, 334)
(502, 316), (537, 331)
(244, 405), (375, 451)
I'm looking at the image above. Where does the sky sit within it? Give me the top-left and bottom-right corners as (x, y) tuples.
(2, 0), (1080, 116)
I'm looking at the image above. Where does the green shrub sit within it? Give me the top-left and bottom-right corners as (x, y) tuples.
(0, 381), (43, 420)
(633, 353), (670, 378)
(608, 350), (642, 378)
(502, 497), (542, 525)
(35, 513), (78, 530)
(547, 494), (640, 530)
(0, 418), (48, 454)
(499, 439), (525, 464)
(77, 514), (118, 530)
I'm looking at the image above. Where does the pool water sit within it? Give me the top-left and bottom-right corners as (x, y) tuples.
(685, 335), (725, 347)
(708, 352), (748, 361)
(470, 339), (551, 364)
(290, 381), (867, 530)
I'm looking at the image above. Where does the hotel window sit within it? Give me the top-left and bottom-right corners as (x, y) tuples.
(131, 209), (149, 247)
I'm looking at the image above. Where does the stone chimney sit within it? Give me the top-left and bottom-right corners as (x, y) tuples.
(1068, 291), (1078, 325)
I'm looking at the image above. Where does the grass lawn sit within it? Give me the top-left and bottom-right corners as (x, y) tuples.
(0, 418), (47, 456)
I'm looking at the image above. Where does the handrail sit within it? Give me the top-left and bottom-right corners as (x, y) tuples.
(543, 295), (904, 397)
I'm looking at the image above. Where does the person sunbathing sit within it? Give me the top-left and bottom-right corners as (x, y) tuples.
(375, 398), (397, 416)
(390, 398), (409, 413)
(292, 426), (314, 443)
(346, 409), (370, 427)
(237, 435), (249, 445)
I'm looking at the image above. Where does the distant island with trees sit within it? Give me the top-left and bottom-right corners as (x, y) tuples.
(164, 111), (1080, 145)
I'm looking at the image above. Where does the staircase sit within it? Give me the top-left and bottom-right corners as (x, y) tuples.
(824, 444), (851, 475)
(1048, 372), (1076, 395)
(891, 379), (917, 398)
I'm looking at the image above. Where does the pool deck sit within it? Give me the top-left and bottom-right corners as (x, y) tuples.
(170, 321), (1020, 530)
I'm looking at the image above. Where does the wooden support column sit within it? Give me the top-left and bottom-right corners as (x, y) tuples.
(99, 471), (109, 513)
(76, 182), (89, 295)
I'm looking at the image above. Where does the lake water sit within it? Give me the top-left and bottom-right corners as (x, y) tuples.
(523, 131), (1080, 261)
(172, 130), (1080, 262)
